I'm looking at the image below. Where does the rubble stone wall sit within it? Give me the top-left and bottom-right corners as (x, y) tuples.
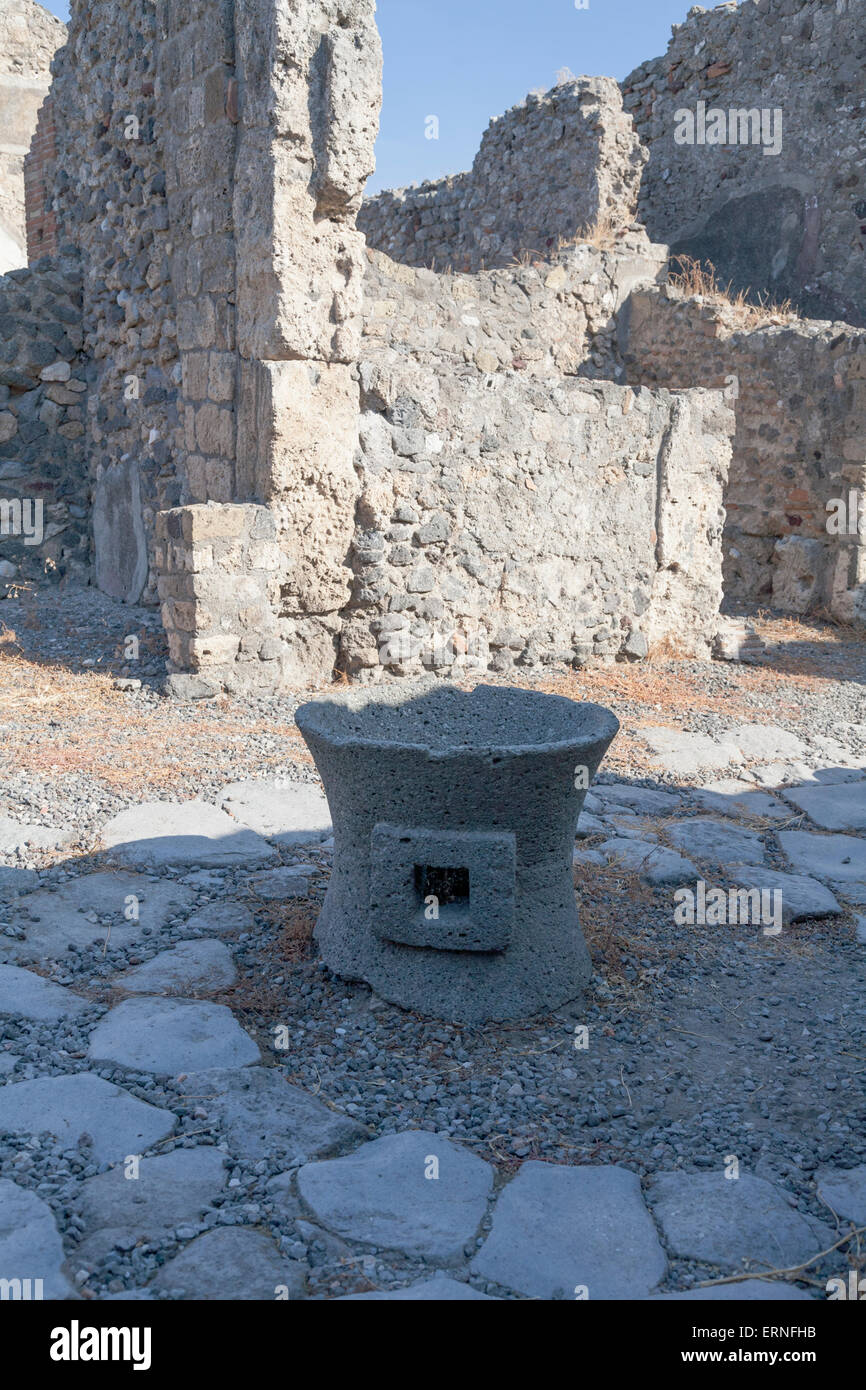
(358, 78), (647, 272)
(0, 256), (87, 590)
(623, 0), (866, 328)
(620, 285), (866, 622)
(338, 250), (734, 681)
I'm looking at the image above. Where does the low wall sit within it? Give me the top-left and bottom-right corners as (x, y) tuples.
(340, 253), (733, 681)
(619, 285), (866, 622)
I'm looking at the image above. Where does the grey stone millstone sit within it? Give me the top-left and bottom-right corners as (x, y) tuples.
(175, 1067), (367, 1161)
(295, 684), (618, 1023)
(297, 1130), (495, 1261)
(87, 998), (261, 1074)
(648, 1171), (829, 1272)
(150, 1227), (306, 1300)
(100, 801), (277, 868)
(0, 1180), (78, 1300)
(472, 1163), (667, 1299)
(0, 965), (90, 1022)
(0, 1073), (176, 1164)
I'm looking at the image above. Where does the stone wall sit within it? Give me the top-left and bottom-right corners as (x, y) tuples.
(0, 0), (65, 273)
(336, 249), (734, 681)
(0, 255), (87, 592)
(22, 94), (58, 261)
(620, 285), (866, 621)
(358, 78), (647, 272)
(50, 0), (179, 606)
(623, 0), (866, 327)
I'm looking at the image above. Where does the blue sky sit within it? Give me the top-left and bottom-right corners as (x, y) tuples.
(40, 0), (697, 193)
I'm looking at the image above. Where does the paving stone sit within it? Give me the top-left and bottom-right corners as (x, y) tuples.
(815, 1166), (866, 1225)
(603, 815), (658, 841)
(472, 1162), (666, 1300)
(339, 1276), (497, 1300)
(598, 838), (697, 885)
(113, 940), (237, 995)
(651, 1281), (813, 1301)
(728, 724), (806, 762)
(298, 1130), (494, 1261)
(0, 817), (73, 853)
(175, 1067), (366, 1161)
(220, 779), (332, 846)
(87, 998), (260, 1074)
(576, 812), (606, 838)
(180, 901), (255, 939)
(572, 847), (606, 868)
(805, 736), (866, 771)
(640, 729), (744, 777)
(150, 1226), (306, 1300)
(594, 785), (683, 815)
(666, 817), (766, 866)
(648, 1171), (827, 1272)
(0, 1179), (77, 1300)
(101, 801), (277, 869)
(0, 965), (90, 1022)
(75, 1148), (227, 1250)
(0, 867), (38, 900)
(783, 781), (866, 832)
(0, 1073), (176, 1165)
(247, 867), (310, 900)
(4, 872), (196, 964)
(728, 867), (842, 923)
(695, 780), (793, 822)
(777, 831), (866, 885)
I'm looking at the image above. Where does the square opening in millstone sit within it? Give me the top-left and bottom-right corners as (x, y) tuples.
(414, 864), (470, 908)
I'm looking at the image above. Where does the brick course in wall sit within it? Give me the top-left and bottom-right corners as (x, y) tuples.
(23, 95), (58, 261)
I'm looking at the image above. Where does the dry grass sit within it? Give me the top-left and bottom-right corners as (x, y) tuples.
(668, 255), (795, 328)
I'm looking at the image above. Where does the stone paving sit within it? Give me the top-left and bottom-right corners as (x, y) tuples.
(1, 726), (866, 1300)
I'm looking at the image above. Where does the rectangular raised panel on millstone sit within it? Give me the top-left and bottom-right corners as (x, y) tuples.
(370, 822), (516, 953)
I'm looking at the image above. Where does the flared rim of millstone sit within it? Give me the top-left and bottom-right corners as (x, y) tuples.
(295, 683), (619, 759)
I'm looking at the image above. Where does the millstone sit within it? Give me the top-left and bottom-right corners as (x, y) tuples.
(295, 683), (618, 1023)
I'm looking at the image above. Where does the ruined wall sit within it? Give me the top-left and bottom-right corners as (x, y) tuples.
(358, 78), (647, 272)
(360, 236), (667, 383)
(0, 256), (87, 591)
(0, 0), (65, 273)
(623, 0), (866, 327)
(23, 94), (58, 261)
(620, 285), (866, 621)
(49, 0), (179, 606)
(158, 0), (382, 695)
(336, 249), (733, 681)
